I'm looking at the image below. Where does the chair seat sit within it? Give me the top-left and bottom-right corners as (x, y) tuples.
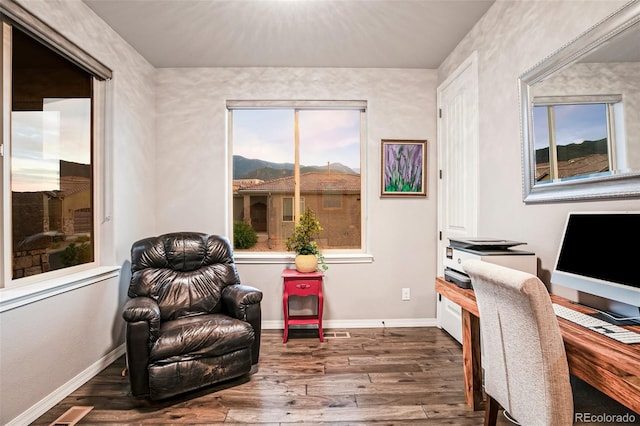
(150, 314), (255, 363)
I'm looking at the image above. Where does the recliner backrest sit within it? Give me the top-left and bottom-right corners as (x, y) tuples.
(129, 232), (240, 321)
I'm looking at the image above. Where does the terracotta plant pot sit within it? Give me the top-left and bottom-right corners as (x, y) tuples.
(295, 254), (318, 273)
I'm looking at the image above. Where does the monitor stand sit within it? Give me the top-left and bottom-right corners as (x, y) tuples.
(580, 293), (640, 326)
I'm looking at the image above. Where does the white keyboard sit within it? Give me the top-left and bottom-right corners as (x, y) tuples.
(552, 303), (640, 344)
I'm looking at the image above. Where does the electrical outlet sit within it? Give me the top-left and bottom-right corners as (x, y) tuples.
(402, 288), (410, 301)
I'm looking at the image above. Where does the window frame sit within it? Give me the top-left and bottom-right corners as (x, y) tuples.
(0, 3), (114, 291)
(227, 101), (372, 264)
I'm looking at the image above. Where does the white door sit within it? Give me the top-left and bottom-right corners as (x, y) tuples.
(436, 52), (479, 343)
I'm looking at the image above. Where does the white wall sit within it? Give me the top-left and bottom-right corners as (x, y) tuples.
(0, 1), (157, 424)
(438, 0), (638, 296)
(155, 67), (439, 325)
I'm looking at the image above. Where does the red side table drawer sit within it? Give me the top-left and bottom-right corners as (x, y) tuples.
(285, 280), (321, 296)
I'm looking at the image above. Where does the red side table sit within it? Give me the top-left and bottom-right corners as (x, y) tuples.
(282, 269), (324, 343)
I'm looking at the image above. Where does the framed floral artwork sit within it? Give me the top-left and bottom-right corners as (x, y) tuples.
(381, 139), (427, 197)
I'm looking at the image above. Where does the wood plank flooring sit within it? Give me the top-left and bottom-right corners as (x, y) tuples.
(33, 327), (492, 425)
(31, 327), (633, 425)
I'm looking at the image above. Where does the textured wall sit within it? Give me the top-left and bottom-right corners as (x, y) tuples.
(155, 67), (438, 324)
(438, 0), (637, 296)
(1, 0), (156, 424)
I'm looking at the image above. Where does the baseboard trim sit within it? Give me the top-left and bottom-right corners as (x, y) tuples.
(6, 344), (125, 426)
(262, 318), (437, 329)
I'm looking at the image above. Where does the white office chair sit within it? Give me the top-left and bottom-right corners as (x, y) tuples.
(463, 259), (573, 426)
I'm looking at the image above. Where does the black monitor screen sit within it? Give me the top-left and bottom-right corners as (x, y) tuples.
(556, 213), (640, 289)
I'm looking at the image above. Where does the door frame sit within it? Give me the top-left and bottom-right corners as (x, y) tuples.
(436, 51), (480, 339)
(436, 51), (479, 276)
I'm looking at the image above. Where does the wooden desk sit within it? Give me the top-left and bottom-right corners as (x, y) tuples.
(435, 277), (640, 414)
(282, 269), (324, 343)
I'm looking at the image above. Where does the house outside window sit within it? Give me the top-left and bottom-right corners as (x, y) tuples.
(229, 104), (364, 252)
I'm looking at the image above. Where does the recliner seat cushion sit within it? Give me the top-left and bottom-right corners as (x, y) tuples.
(150, 314), (255, 363)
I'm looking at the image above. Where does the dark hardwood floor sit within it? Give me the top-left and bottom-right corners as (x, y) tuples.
(33, 327), (493, 425)
(32, 327), (634, 425)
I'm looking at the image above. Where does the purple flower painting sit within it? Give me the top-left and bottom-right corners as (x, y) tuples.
(381, 140), (427, 197)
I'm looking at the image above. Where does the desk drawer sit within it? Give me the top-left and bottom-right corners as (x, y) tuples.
(284, 279), (321, 296)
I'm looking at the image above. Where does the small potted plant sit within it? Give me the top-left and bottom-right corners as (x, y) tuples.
(285, 207), (328, 272)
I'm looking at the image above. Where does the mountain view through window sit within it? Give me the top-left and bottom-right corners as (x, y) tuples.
(231, 108), (362, 252)
(533, 103), (610, 182)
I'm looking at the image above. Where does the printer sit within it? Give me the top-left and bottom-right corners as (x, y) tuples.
(443, 238), (537, 289)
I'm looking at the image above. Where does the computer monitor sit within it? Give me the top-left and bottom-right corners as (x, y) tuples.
(551, 211), (640, 323)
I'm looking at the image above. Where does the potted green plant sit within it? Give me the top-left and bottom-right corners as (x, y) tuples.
(285, 207), (328, 272)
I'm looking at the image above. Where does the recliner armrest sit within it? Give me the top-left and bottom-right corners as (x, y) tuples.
(123, 297), (161, 339)
(221, 284), (263, 320)
(122, 297), (161, 397)
(222, 285), (263, 364)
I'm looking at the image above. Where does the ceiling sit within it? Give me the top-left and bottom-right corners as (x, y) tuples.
(82, 0), (494, 69)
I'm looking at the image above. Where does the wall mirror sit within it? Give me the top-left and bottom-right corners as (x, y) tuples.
(520, 0), (640, 203)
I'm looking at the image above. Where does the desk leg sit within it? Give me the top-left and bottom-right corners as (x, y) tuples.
(462, 309), (484, 410)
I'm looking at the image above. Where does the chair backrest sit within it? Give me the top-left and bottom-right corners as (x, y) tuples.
(463, 259), (573, 426)
(128, 232), (240, 321)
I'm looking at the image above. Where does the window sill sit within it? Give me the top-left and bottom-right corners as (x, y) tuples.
(0, 266), (121, 313)
(234, 253), (374, 264)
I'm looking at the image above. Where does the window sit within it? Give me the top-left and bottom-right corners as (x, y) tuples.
(9, 29), (94, 280)
(323, 192), (342, 209)
(532, 97), (621, 183)
(282, 197), (305, 222)
(1, 5), (112, 288)
(282, 197), (294, 222)
(229, 104), (364, 252)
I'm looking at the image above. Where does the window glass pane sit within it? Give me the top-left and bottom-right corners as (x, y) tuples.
(553, 104), (609, 180)
(11, 29), (94, 279)
(298, 110), (361, 250)
(533, 103), (609, 183)
(323, 193), (342, 209)
(232, 109), (294, 251)
(532, 105), (551, 182)
(282, 197), (293, 222)
(231, 108), (362, 252)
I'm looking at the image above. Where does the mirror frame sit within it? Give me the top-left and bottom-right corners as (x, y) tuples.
(519, 0), (640, 203)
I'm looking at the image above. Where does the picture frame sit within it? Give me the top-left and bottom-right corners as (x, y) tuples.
(381, 139), (427, 197)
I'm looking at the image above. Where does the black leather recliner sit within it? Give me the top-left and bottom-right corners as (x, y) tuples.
(122, 232), (262, 400)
